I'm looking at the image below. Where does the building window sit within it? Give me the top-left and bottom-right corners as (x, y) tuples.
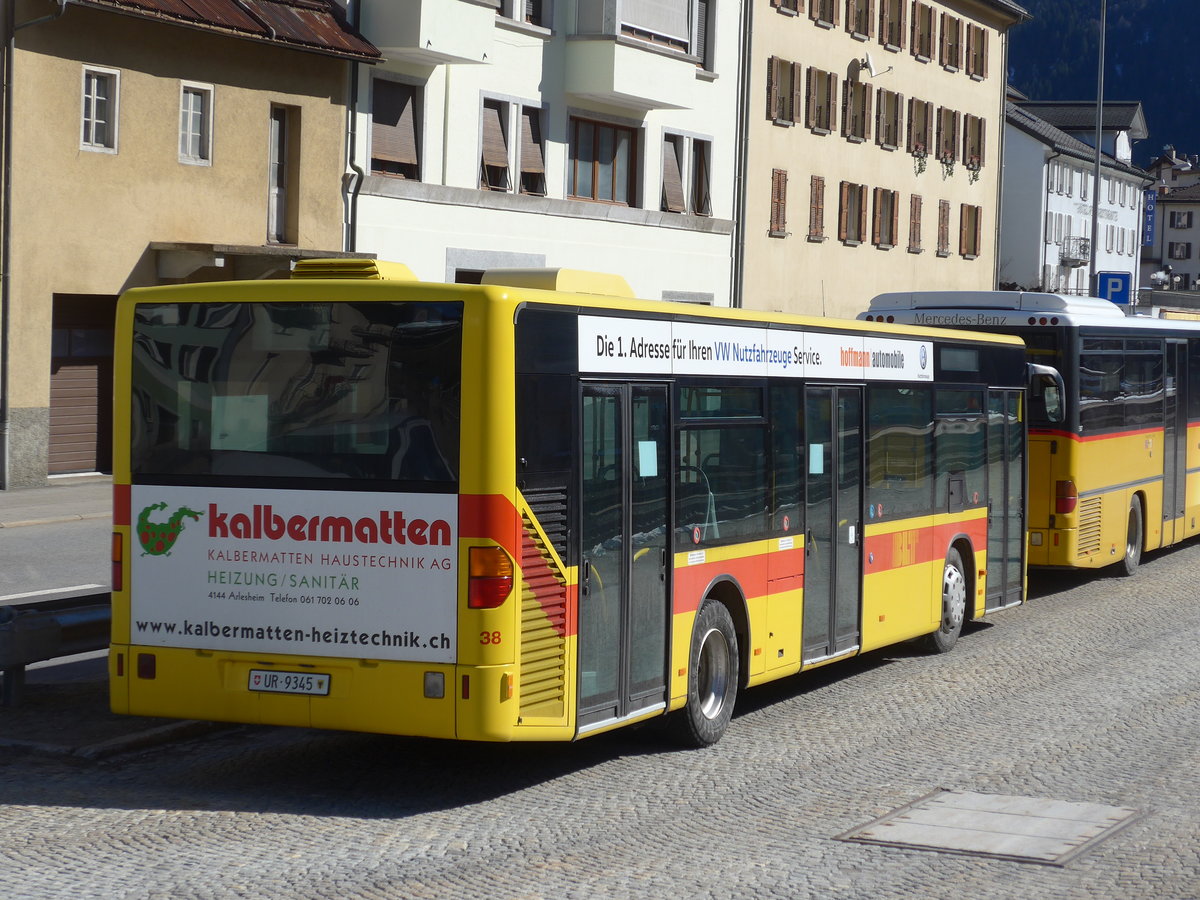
(809, 175), (826, 240)
(519, 106), (546, 195)
(911, 1), (933, 60)
(965, 24), (988, 78)
(1169, 242), (1191, 260)
(81, 67), (119, 152)
(838, 181), (867, 244)
(873, 188), (899, 248)
(179, 82), (212, 165)
(936, 107), (959, 163)
(806, 68), (838, 132)
(621, 0), (694, 54)
(569, 117), (638, 205)
(876, 88), (902, 149)
(1170, 211), (1194, 229)
(371, 79), (420, 179)
(810, 0), (838, 27)
(963, 114), (985, 169)
(267, 105), (298, 244)
(908, 194), (923, 252)
(907, 97), (932, 156)
(691, 138), (712, 216)
(880, 0), (905, 49)
(480, 99), (510, 191)
(842, 79), (872, 142)
(937, 199), (951, 256)
(770, 169), (788, 237)
(662, 134), (686, 212)
(498, 0), (548, 27)
(772, 0), (801, 13)
(939, 13), (962, 70)
(847, 0), (871, 38)
(768, 57), (802, 124)
(1081, 172), (1089, 202)
(959, 204), (981, 258)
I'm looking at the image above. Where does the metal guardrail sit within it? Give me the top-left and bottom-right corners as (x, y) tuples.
(0, 591), (110, 706)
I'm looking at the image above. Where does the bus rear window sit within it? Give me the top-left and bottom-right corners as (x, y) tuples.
(130, 301), (462, 487)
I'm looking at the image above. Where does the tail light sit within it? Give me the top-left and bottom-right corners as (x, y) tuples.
(111, 532), (123, 592)
(468, 546), (513, 609)
(1055, 480), (1078, 514)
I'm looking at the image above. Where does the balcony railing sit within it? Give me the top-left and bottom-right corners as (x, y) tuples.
(1061, 235), (1091, 268)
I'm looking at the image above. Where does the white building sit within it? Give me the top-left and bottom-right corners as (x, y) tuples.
(1000, 99), (1149, 295)
(1142, 147), (1200, 293)
(345, 0), (739, 305)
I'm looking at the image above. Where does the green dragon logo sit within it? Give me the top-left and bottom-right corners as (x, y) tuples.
(137, 502), (203, 556)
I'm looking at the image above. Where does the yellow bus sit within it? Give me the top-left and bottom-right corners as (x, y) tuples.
(864, 290), (1200, 575)
(111, 261), (1036, 746)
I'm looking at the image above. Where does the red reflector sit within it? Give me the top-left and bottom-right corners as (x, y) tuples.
(111, 532), (123, 592)
(1055, 480), (1078, 514)
(468, 546), (513, 609)
(137, 653), (156, 680)
(462, 675), (470, 699)
(116, 652), (125, 677)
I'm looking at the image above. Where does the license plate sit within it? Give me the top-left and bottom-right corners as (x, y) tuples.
(248, 669), (330, 696)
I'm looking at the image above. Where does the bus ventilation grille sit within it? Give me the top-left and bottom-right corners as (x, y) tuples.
(1076, 496), (1103, 557)
(522, 484), (569, 561)
(519, 515), (568, 719)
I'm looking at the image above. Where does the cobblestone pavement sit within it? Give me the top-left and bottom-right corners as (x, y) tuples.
(2, 543), (1199, 900)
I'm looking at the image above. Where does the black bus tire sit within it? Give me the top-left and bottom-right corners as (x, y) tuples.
(672, 599), (739, 747)
(1120, 497), (1143, 577)
(923, 547), (967, 654)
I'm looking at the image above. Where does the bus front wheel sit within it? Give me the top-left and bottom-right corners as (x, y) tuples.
(672, 599), (739, 748)
(924, 548), (967, 654)
(1120, 498), (1143, 576)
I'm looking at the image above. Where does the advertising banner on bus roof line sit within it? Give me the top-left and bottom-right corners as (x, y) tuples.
(577, 316), (932, 381)
(130, 486), (458, 663)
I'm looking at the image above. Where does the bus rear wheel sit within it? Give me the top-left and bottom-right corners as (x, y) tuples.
(923, 548), (967, 654)
(1120, 497), (1143, 576)
(672, 599), (738, 748)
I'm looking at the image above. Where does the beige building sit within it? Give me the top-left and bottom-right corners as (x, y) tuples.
(739, 0), (1028, 319)
(0, 0), (378, 488)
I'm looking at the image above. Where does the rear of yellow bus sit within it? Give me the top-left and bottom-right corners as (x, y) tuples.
(109, 271), (529, 741)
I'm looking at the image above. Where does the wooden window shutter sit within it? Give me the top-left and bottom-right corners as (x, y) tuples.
(771, 0), (780, 7)
(911, 1), (921, 54)
(481, 103), (508, 169)
(973, 206), (981, 255)
(938, 12), (946, 65)
(965, 24), (975, 75)
(662, 137), (685, 212)
(863, 85), (873, 141)
(959, 204), (969, 255)
(979, 117), (986, 163)
(857, 184), (868, 241)
(520, 108), (544, 175)
(833, 0), (840, 26)
(372, 80), (418, 165)
(981, 29), (989, 78)
(814, 175), (825, 236)
(841, 80), (851, 137)
(936, 108), (944, 157)
(767, 57), (778, 120)
(939, 199), (950, 252)
(895, 92), (904, 146)
(897, 0), (906, 48)
(954, 111), (961, 159)
(875, 89), (884, 144)
(827, 73), (838, 130)
(906, 97), (914, 150)
(805, 67), (815, 127)
(872, 188), (883, 244)
(771, 169), (788, 234)
(868, 0), (876, 37)
(792, 62), (804, 123)
(909, 193), (922, 250)
(838, 181), (850, 240)
(891, 191), (899, 244)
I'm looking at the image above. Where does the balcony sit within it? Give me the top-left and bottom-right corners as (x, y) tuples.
(1061, 235), (1092, 268)
(565, 36), (695, 111)
(360, 0), (493, 65)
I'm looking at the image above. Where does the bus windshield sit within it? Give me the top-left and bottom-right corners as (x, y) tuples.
(130, 300), (462, 486)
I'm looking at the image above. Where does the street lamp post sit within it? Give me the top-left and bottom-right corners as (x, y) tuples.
(1088, 0), (1106, 296)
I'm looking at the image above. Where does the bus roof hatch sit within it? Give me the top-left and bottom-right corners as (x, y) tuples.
(481, 267), (635, 298)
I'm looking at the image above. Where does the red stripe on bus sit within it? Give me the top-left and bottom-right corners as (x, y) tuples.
(673, 551), (772, 614)
(113, 484), (130, 526)
(1029, 426), (1162, 443)
(520, 526), (573, 638)
(863, 518), (986, 570)
(459, 494), (521, 560)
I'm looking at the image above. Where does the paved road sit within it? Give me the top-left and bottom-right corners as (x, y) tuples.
(2, 542), (1199, 899)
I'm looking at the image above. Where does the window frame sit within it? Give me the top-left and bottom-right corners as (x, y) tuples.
(842, 79), (872, 142)
(480, 97), (512, 192)
(911, 1), (933, 61)
(908, 193), (923, 253)
(809, 174), (826, 241)
(770, 168), (788, 238)
(963, 113), (985, 169)
(880, 0), (905, 50)
(370, 77), (421, 180)
(876, 87), (902, 150)
(810, 0), (839, 28)
(767, 56), (803, 125)
(939, 13), (962, 71)
(81, 65), (120, 154)
(846, 0), (873, 39)
(838, 180), (868, 245)
(568, 116), (639, 206)
(518, 105), (547, 196)
(873, 187), (899, 249)
(959, 203), (982, 259)
(806, 68), (838, 133)
(965, 23), (988, 79)
(936, 198), (951, 257)
(178, 80), (213, 166)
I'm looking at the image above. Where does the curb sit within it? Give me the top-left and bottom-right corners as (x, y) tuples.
(0, 512), (110, 529)
(0, 720), (233, 760)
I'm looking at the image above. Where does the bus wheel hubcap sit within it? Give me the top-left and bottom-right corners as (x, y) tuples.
(943, 564), (966, 632)
(697, 628), (730, 720)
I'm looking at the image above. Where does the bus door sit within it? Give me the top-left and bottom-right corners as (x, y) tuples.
(578, 384), (670, 730)
(803, 386), (862, 663)
(986, 390), (1025, 610)
(1163, 341), (1188, 543)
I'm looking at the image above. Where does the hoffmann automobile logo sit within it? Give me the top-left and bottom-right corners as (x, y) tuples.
(919, 345), (928, 370)
(137, 501), (204, 557)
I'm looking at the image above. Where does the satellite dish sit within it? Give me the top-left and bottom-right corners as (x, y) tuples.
(863, 52), (879, 78)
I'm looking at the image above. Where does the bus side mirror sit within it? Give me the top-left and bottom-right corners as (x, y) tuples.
(1027, 363), (1065, 425)
(1040, 380), (1063, 424)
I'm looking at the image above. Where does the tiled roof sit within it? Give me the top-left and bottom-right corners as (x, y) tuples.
(1006, 101), (1150, 180)
(1158, 184), (1200, 203)
(1014, 101), (1148, 139)
(72, 0), (380, 61)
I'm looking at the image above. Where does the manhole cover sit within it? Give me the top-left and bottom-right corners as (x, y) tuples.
(836, 789), (1141, 866)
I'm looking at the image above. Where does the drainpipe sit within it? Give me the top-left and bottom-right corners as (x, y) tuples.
(2, 0), (72, 489)
(344, 0), (364, 252)
(729, 0), (753, 308)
